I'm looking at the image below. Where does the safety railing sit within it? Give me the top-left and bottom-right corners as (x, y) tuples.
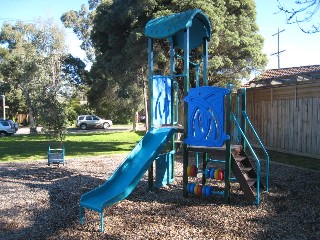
(231, 113), (261, 205)
(235, 88), (269, 192)
(242, 110), (269, 192)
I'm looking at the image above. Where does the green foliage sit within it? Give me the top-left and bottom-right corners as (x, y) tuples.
(37, 94), (68, 143)
(0, 80), (27, 120)
(62, 0), (267, 123)
(62, 54), (90, 85)
(93, 0), (267, 83)
(87, 72), (143, 124)
(0, 20), (68, 129)
(61, 4), (97, 61)
(0, 19), (89, 129)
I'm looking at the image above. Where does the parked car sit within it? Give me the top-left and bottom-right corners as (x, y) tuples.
(0, 118), (19, 133)
(139, 115), (146, 123)
(7, 120), (19, 132)
(76, 115), (113, 130)
(0, 120), (16, 137)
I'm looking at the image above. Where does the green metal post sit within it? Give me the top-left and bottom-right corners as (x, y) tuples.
(147, 37), (154, 190)
(183, 28), (190, 197)
(203, 38), (208, 86)
(241, 88), (247, 151)
(202, 37), (209, 184)
(169, 38), (175, 181)
(170, 37), (175, 124)
(202, 153), (207, 185)
(147, 37), (154, 129)
(224, 85), (232, 203)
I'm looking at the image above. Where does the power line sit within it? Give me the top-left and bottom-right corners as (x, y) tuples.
(271, 28), (286, 69)
(0, 18), (36, 23)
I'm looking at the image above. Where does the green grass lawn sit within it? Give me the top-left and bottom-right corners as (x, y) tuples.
(0, 130), (319, 171)
(255, 148), (320, 171)
(245, 147), (320, 171)
(0, 131), (145, 162)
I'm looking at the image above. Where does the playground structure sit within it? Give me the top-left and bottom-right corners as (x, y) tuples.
(79, 9), (270, 232)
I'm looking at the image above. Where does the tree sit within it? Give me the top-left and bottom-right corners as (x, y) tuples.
(62, 54), (90, 86)
(63, 0), (267, 124)
(92, 0), (267, 85)
(277, 0), (320, 33)
(0, 19), (71, 133)
(61, 2), (102, 62)
(0, 41), (27, 120)
(93, 0), (267, 83)
(37, 92), (68, 145)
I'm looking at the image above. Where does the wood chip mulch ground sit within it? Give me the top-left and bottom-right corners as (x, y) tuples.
(0, 154), (319, 240)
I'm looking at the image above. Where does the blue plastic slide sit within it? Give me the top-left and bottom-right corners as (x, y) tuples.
(80, 127), (177, 232)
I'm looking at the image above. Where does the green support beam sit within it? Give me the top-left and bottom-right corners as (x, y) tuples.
(183, 28), (190, 197)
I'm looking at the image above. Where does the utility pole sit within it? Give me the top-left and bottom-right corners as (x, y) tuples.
(271, 28), (286, 69)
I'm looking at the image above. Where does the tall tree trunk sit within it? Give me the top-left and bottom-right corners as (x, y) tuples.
(24, 91), (37, 134)
(132, 111), (137, 132)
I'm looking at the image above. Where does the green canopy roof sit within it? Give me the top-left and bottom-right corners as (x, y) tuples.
(145, 9), (211, 49)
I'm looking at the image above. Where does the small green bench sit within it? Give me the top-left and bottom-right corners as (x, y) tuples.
(48, 146), (65, 166)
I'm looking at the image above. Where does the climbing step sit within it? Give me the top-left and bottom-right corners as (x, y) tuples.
(231, 147), (263, 203)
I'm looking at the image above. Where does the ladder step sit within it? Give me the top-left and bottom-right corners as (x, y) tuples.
(246, 179), (257, 188)
(239, 167), (253, 172)
(234, 156), (247, 162)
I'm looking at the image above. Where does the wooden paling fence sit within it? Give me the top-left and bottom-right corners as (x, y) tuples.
(244, 81), (320, 159)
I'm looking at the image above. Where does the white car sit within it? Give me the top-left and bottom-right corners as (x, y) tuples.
(76, 115), (112, 130)
(0, 120), (16, 137)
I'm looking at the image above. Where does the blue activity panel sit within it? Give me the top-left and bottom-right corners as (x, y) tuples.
(152, 75), (171, 125)
(184, 86), (230, 147)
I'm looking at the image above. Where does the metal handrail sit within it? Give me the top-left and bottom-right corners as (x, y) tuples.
(242, 110), (269, 192)
(231, 113), (260, 205)
(233, 93), (242, 142)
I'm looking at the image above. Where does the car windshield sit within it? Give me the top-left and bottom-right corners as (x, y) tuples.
(0, 121), (9, 126)
(92, 116), (100, 120)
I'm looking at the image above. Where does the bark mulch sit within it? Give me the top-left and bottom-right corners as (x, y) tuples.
(0, 154), (319, 240)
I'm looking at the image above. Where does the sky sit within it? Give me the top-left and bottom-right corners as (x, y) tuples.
(255, 0), (319, 70)
(0, 0), (319, 72)
(0, 0), (87, 60)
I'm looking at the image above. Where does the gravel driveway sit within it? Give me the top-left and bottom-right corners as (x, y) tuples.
(0, 154), (319, 239)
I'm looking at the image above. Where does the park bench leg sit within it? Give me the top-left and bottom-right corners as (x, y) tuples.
(100, 211), (104, 232)
(80, 206), (85, 225)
